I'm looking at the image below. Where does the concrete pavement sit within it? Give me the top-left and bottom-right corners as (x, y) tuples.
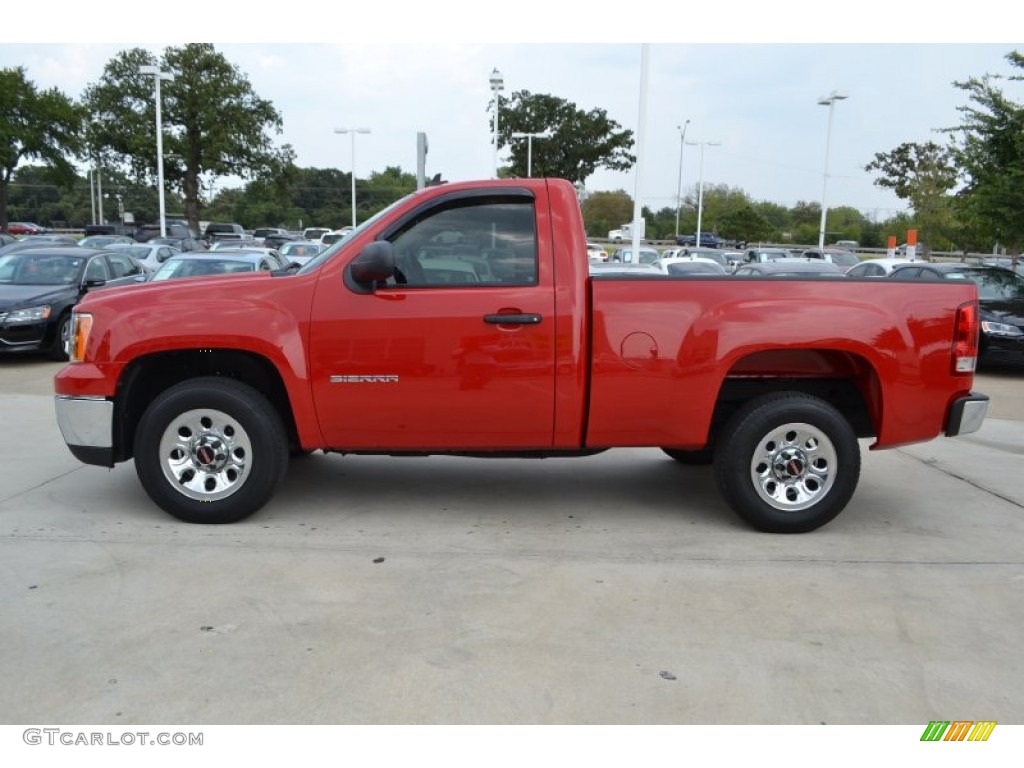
(1, 359), (1021, 725)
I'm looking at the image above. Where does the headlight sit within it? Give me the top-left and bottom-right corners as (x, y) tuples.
(69, 313), (94, 363)
(5, 305), (51, 324)
(981, 320), (1024, 337)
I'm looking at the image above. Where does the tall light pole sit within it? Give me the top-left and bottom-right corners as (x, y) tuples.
(674, 119), (690, 238)
(686, 139), (721, 247)
(817, 90), (849, 249)
(334, 128), (371, 228)
(140, 65), (173, 237)
(489, 68), (504, 179)
(509, 131), (551, 177)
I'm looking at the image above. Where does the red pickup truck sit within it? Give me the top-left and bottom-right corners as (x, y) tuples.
(54, 178), (989, 533)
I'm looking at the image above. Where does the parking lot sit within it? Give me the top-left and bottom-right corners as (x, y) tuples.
(1, 355), (1022, 726)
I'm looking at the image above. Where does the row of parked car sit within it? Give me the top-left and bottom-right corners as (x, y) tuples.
(588, 243), (867, 274)
(588, 251), (1024, 368)
(3, 229), (1021, 368)
(0, 223), (346, 360)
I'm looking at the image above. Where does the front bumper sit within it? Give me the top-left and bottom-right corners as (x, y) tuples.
(981, 334), (1024, 367)
(945, 392), (989, 437)
(54, 395), (115, 466)
(0, 320), (49, 352)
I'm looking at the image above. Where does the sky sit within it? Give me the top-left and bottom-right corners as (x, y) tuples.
(2, 3), (1020, 222)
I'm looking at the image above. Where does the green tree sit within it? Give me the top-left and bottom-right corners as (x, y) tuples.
(826, 206), (870, 245)
(580, 190), (633, 238)
(752, 201), (792, 235)
(287, 167), (351, 228)
(83, 44), (295, 233)
(719, 205), (776, 244)
(864, 141), (959, 250)
(362, 166), (417, 215)
(495, 91), (635, 184)
(947, 50), (1024, 251)
(0, 66), (83, 231)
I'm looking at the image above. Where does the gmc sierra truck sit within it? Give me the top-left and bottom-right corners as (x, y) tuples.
(54, 178), (989, 533)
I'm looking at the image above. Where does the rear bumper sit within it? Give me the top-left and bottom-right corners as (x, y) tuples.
(54, 395), (115, 467)
(945, 392), (989, 437)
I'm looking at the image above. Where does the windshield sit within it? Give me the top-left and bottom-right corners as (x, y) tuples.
(0, 253), (83, 285)
(151, 258), (256, 281)
(109, 246), (152, 259)
(295, 193), (417, 275)
(962, 269), (1024, 301)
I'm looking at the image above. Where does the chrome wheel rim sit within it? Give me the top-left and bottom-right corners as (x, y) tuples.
(158, 408), (252, 501)
(750, 422), (837, 511)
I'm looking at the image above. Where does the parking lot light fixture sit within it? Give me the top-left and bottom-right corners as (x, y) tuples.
(817, 90), (849, 249)
(139, 65), (174, 238)
(685, 139), (721, 248)
(675, 120), (690, 238)
(334, 128), (371, 228)
(489, 68), (504, 179)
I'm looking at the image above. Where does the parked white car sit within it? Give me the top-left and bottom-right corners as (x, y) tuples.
(586, 243), (609, 262)
(845, 258), (916, 278)
(302, 227), (332, 241)
(652, 256), (728, 275)
(105, 242), (181, 273)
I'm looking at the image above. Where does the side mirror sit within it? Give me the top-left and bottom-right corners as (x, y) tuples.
(350, 241), (395, 284)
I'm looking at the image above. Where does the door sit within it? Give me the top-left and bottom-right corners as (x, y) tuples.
(309, 193), (557, 450)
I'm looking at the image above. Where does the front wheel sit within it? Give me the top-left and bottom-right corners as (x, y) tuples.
(47, 312), (71, 361)
(134, 377), (289, 523)
(713, 393), (860, 533)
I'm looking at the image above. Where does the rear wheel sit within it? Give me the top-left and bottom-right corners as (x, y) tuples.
(134, 377), (288, 523)
(713, 393), (860, 533)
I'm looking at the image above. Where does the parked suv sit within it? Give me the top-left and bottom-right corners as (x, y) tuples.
(253, 227), (290, 244)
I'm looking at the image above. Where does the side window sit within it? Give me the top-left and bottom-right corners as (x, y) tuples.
(387, 198), (538, 287)
(84, 256), (111, 282)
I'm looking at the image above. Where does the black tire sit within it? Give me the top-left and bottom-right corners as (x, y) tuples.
(712, 392), (860, 533)
(134, 377), (289, 524)
(661, 447), (714, 465)
(47, 312), (72, 361)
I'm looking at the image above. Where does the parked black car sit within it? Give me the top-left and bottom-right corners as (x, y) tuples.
(148, 235), (206, 252)
(888, 263), (1024, 367)
(676, 232), (725, 248)
(0, 247), (145, 360)
(136, 223), (198, 243)
(263, 232), (299, 250)
(203, 222), (246, 242)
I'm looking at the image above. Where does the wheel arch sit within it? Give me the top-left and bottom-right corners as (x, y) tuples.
(112, 349), (301, 462)
(706, 348), (881, 450)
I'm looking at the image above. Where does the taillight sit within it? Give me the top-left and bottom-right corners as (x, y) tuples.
(69, 313), (93, 363)
(952, 301), (979, 374)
